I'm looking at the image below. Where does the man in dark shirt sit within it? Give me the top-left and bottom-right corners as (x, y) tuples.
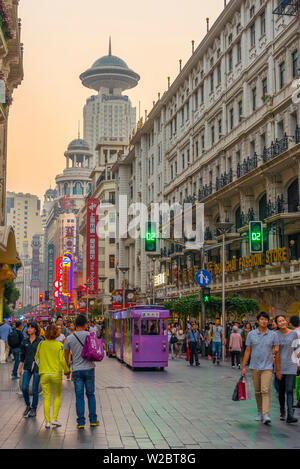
(187, 323), (203, 366)
(18, 322), (43, 418)
(8, 321), (23, 379)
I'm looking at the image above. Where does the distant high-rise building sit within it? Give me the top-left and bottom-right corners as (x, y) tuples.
(6, 192), (43, 258)
(6, 192), (43, 307)
(80, 38), (140, 167)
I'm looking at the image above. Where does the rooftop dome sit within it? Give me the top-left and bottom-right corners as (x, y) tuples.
(67, 139), (90, 151)
(80, 37), (140, 93)
(92, 55), (129, 69)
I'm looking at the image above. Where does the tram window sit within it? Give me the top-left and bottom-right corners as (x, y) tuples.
(162, 320), (167, 336)
(141, 319), (160, 335)
(134, 320), (139, 335)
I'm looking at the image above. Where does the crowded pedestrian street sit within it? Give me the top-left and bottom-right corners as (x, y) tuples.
(1, 0), (300, 457)
(0, 355), (299, 450)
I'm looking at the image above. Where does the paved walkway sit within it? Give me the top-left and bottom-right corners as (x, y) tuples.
(0, 355), (299, 449)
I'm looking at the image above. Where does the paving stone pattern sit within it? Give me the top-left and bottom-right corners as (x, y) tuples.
(0, 356), (299, 449)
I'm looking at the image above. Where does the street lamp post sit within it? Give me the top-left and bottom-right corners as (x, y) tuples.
(118, 267), (129, 309)
(146, 253), (160, 305)
(98, 276), (107, 318)
(215, 221), (233, 362)
(84, 282), (91, 320)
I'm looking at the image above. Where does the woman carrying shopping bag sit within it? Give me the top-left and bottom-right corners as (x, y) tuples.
(35, 324), (70, 428)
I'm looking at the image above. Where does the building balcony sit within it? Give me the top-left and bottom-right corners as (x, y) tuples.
(262, 135), (289, 163)
(237, 154), (258, 179)
(198, 182), (213, 201)
(215, 169), (233, 191)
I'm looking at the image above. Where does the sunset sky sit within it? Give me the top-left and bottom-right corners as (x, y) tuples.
(7, 0), (225, 202)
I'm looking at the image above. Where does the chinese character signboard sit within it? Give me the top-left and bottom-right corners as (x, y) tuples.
(64, 226), (75, 253)
(60, 195), (75, 212)
(86, 199), (98, 295)
(53, 257), (63, 308)
(62, 252), (73, 303)
(30, 235), (41, 288)
(47, 244), (55, 292)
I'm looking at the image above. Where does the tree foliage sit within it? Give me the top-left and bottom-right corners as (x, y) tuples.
(3, 282), (20, 317)
(160, 294), (259, 321)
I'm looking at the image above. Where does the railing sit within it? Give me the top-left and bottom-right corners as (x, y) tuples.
(96, 171), (106, 187)
(99, 199), (115, 205)
(273, 0), (300, 16)
(216, 169), (233, 191)
(198, 182), (213, 201)
(237, 154), (258, 179)
(262, 135), (288, 163)
(238, 208), (256, 228)
(266, 195), (286, 218)
(183, 194), (196, 205)
(167, 243), (184, 256)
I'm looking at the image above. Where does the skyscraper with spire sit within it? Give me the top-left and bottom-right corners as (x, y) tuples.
(80, 39), (140, 167)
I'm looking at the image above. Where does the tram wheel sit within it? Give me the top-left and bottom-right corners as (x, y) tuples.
(160, 367), (164, 371)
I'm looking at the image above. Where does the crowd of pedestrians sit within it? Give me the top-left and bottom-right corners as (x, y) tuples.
(167, 312), (300, 425)
(0, 315), (104, 429)
(0, 311), (299, 431)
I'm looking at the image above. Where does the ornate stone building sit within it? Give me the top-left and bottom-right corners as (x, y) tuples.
(0, 0), (23, 320)
(114, 0), (300, 317)
(78, 138), (127, 310)
(43, 138), (93, 297)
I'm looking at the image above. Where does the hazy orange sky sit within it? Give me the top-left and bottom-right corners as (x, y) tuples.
(7, 0), (224, 202)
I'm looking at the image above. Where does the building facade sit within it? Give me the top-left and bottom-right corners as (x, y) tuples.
(0, 0), (23, 320)
(43, 139), (93, 299)
(78, 139), (127, 309)
(6, 192), (43, 258)
(114, 0), (300, 317)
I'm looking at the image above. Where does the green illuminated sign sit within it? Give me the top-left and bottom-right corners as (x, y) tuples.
(202, 287), (211, 303)
(249, 221), (263, 254)
(145, 222), (157, 252)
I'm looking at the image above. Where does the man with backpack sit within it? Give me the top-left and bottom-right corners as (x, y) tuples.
(64, 315), (99, 429)
(8, 320), (24, 379)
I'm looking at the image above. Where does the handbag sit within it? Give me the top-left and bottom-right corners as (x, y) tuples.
(238, 378), (247, 400)
(170, 335), (178, 344)
(233, 376), (250, 402)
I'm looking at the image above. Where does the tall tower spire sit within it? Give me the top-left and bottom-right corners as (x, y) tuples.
(109, 36), (112, 56)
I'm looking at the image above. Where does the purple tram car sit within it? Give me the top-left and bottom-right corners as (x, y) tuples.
(113, 306), (170, 370)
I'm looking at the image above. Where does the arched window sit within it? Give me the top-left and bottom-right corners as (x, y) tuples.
(73, 182), (84, 195)
(259, 194), (267, 221)
(288, 179), (299, 213)
(63, 183), (70, 196)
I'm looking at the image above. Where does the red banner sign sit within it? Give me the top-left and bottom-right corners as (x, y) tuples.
(86, 199), (98, 295)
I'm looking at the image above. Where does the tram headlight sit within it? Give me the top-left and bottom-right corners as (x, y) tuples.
(163, 341), (166, 351)
(136, 342), (139, 352)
